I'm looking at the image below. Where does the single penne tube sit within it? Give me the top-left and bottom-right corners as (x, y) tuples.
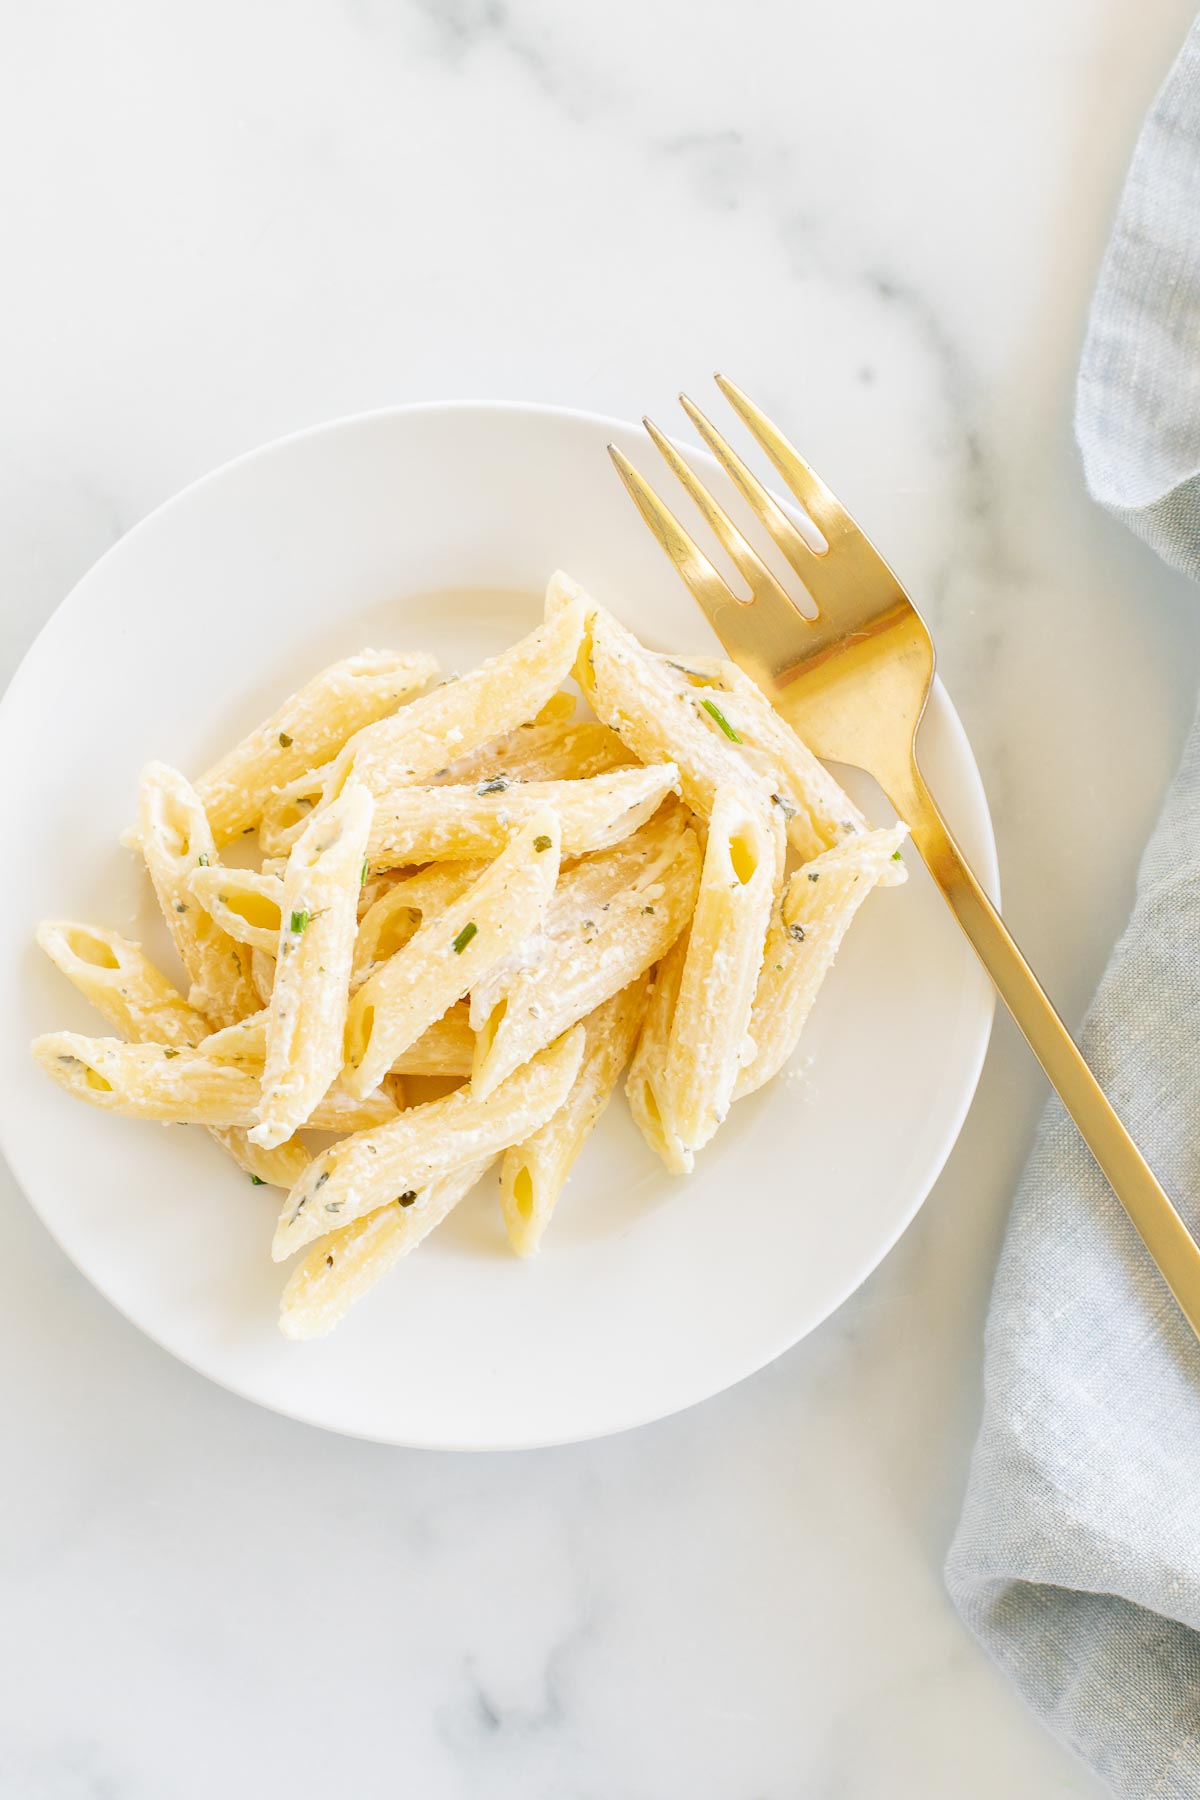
(471, 810), (702, 1101)
(195, 649), (437, 844)
(550, 572), (867, 862)
(659, 784), (779, 1152)
(35, 920), (210, 1047)
(352, 861), (484, 982)
(735, 823), (909, 1099)
(273, 1025), (586, 1259)
(366, 763), (678, 868)
(278, 1158), (494, 1339)
(250, 782), (375, 1148)
(343, 809), (562, 1098)
(31, 1033), (399, 1131)
(667, 654), (905, 885)
(258, 599), (585, 854)
(625, 933), (694, 1175)
(132, 763), (261, 1028)
(442, 717), (630, 786)
(499, 974), (649, 1257)
(35, 928), (306, 1187)
(189, 866), (285, 954)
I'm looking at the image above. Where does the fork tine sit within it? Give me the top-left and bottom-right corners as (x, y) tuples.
(678, 394), (828, 570)
(641, 416), (798, 613)
(714, 373), (850, 547)
(607, 445), (741, 635)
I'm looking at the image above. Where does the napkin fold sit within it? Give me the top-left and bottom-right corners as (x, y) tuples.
(946, 23), (1200, 1799)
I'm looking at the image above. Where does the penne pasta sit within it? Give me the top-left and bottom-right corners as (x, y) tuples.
(499, 974), (649, 1256)
(659, 784), (779, 1151)
(258, 599), (585, 853)
(366, 763), (678, 868)
(668, 654), (906, 886)
(352, 861), (484, 983)
(441, 716), (630, 786)
(551, 572), (868, 861)
(250, 782), (375, 1148)
(31, 1033), (399, 1131)
(343, 809), (562, 1098)
(35, 920), (209, 1049)
(251, 948), (276, 1006)
(471, 808), (702, 1101)
(273, 1025), (586, 1259)
(625, 933), (694, 1175)
(202, 1003), (475, 1081)
(196, 649), (437, 844)
(279, 1159), (494, 1339)
(35, 923), (308, 1187)
(735, 824), (908, 1099)
(189, 866), (285, 954)
(132, 763), (261, 1029)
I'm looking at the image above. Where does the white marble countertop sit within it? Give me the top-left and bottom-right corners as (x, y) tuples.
(4, 3), (1200, 1794)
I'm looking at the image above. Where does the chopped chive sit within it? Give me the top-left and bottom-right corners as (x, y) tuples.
(250, 1175), (265, 1186)
(533, 834), (552, 853)
(892, 850), (903, 861)
(700, 698), (742, 742)
(197, 852), (209, 866)
(290, 909), (309, 934)
(452, 921), (478, 954)
(360, 858), (369, 886)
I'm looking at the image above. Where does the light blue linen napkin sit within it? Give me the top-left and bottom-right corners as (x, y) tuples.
(946, 23), (1200, 1799)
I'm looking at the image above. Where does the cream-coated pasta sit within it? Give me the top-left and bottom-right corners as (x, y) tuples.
(279, 1159), (493, 1339)
(196, 649), (437, 844)
(343, 808), (562, 1099)
(471, 808), (702, 1100)
(257, 599), (585, 853)
(735, 824), (908, 1099)
(659, 783), (779, 1152)
(273, 1025), (585, 1259)
(132, 763), (261, 1029)
(625, 933), (694, 1176)
(366, 763), (678, 868)
(189, 866), (285, 954)
(499, 975), (649, 1257)
(250, 781), (374, 1148)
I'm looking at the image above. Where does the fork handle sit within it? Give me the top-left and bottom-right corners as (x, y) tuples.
(889, 754), (1200, 1339)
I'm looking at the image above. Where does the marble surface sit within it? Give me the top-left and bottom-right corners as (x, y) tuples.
(3, 2), (1200, 1794)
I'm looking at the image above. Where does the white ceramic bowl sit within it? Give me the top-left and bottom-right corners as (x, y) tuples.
(0, 402), (996, 1449)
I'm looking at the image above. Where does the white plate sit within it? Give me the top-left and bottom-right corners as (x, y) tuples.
(0, 402), (996, 1450)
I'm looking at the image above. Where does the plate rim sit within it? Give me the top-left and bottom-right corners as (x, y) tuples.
(0, 397), (999, 1451)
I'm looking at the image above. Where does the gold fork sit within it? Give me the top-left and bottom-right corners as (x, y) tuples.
(610, 373), (1200, 1339)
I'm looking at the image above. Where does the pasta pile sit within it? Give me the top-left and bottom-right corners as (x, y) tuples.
(31, 574), (907, 1337)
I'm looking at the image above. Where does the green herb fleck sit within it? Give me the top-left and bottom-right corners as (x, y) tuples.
(770, 792), (797, 821)
(476, 776), (509, 796)
(701, 698), (742, 742)
(290, 910), (309, 934)
(197, 852), (209, 866)
(452, 921), (478, 954)
(278, 731), (293, 748)
(360, 858), (369, 886)
(163, 1047), (180, 1058)
(533, 834), (552, 853)
(807, 872), (820, 883)
(642, 904), (656, 915)
(892, 850), (903, 862)
(250, 1175), (265, 1186)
